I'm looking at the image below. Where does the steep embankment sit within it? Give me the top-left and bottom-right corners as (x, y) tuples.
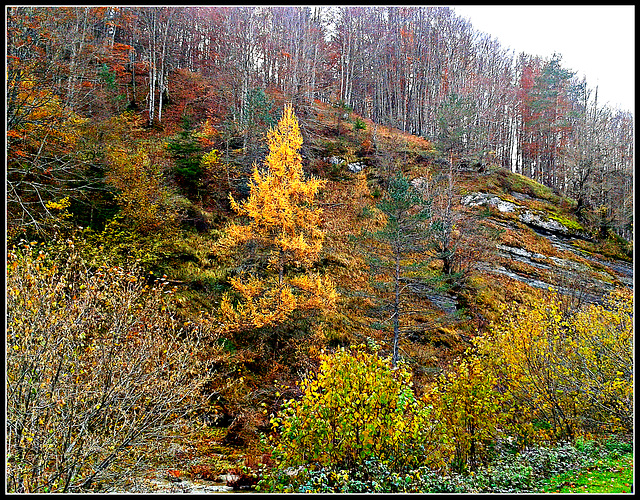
(302, 102), (632, 325)
(162, 97), (633, 360)
(456, 170), (632, 314)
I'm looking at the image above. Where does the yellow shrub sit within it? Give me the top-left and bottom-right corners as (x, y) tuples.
(6, 242), (213, 492)
(427, 357), (510, 471)
(271, 345), (440, 471)
(475, 289), (633, 443)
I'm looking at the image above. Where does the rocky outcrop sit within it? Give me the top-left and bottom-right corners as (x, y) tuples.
(325, 156), (343, 166)
(324, 156), (367, 173)
(518, 210), (570, 235)
(462, 191), (632, 305)
(493, 243), (623, 304)
(461, 192), (518, 214)
(461, 191), (587, 238)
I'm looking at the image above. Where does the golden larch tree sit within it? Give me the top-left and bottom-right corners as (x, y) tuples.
(217, 104), (337, 332)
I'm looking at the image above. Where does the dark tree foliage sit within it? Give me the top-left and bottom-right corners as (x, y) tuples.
(362, 173), (444, 366)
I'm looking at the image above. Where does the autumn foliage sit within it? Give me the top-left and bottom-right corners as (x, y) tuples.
(6, 242), (214, 493)
(271, 345), (439, 471)
(267, 289), (633, 476)
(475, 290), (633, 443)
(217, 105), (337, 333)
(4, 6), (634, 492)
(6, 73), (86, 234)
(427, 357), (509, 472)
(105, 146), (177, 236)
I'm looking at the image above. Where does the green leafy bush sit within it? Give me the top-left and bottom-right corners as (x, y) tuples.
(516, 443), (593, 478)
(426, 357), (510, 472)
(258, 426), (607, 493)
(258, 459), (440, 493)
(295, 461), (417, 493)
(603, 437), (633, 456)
(575, 436), (633, 459)
(270, 345), (439, 472)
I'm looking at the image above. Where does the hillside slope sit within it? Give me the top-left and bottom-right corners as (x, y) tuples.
(7, 80), (632, 492)
(110, 97), (632, 492)
(146, 93), (631, 430)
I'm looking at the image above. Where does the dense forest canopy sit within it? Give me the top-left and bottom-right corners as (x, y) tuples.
(6, 5), (633, 240)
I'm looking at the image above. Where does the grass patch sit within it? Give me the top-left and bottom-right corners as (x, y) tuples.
(548, 213), (585, 232)
(499, 171), (560, 202)
(570, 235), (633, 263)
(537, 452), (633, 493)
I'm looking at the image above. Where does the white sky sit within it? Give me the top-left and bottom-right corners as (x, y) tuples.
(452, 5), (635, 113)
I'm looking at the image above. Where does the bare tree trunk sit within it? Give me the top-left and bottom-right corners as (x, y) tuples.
(65, 7), (89, 109)
(157, 11), (172, 124)
(147, 10), (157, 125)
(392, 244), (401, 368)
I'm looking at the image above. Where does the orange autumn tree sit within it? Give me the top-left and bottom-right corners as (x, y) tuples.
(217, 104), (337, 332)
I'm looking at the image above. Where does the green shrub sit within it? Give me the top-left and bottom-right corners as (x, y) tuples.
(517, 443), (592, 478)
(167, 133), (204, 185)
(575, 436), (633, 459)
(257, 435), (606, 493)
(296, 461), (416, 493)
(471, 461), (535, 492)
(353, 117), (366, 131)
(258, 459), (447, 493)
(270, 345), (439, 472)
(603, 437), (633, 456)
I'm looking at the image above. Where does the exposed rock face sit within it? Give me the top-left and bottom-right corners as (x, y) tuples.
(462, 191), (632, 305)
(461, 191), (578, 237)
(324, 156), (366, 173)
(496, 244), (548, 262)
(347, 162), (366, 173)
(493, 243), (621, 304)
(518, 210), (569, 235)
(325, 156), (343, 165)
(461, 192), (518, 213)
(411, 177), (429, 191)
